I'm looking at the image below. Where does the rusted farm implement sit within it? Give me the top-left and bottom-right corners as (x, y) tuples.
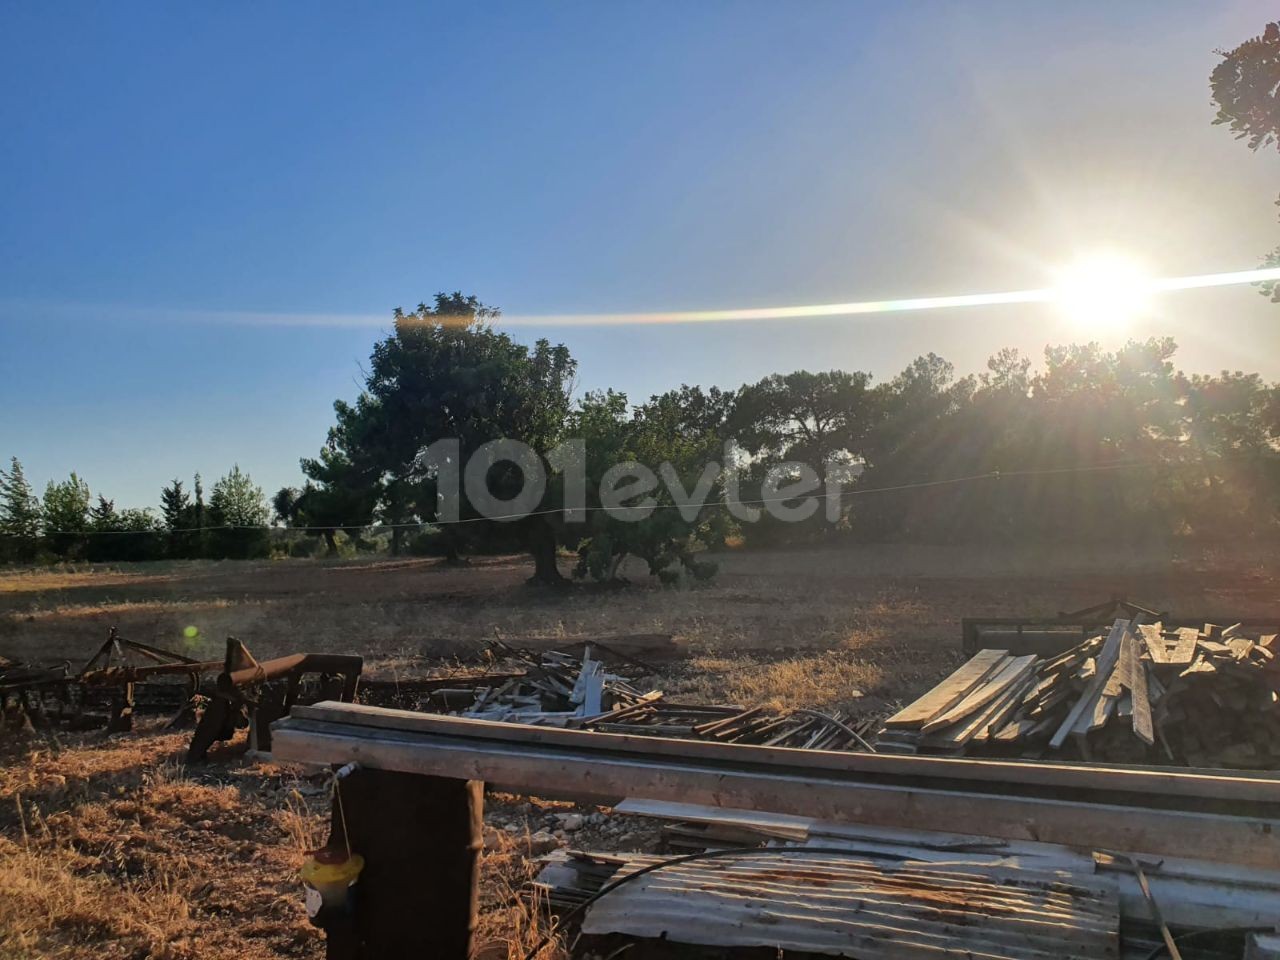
(0, 627), (363, 761)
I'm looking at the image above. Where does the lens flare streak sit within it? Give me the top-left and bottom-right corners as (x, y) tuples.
(499, 265), (1280, 327)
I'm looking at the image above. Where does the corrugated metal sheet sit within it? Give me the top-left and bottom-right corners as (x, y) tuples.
(580, 853), (1120, 960)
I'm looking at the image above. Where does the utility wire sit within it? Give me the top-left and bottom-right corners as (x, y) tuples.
(5, 452), (1266, 537)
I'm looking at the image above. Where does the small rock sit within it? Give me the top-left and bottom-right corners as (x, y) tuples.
(528, 830), (561, 855)
(557, 813), (584, 832)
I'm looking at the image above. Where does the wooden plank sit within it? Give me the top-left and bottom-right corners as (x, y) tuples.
(1050, 620), (1128, 750)
(884, 649), (1008, 728)
(284, 701), (1280, 803)
(1168, 628), (1200, 666)
(1138, 623), (1168, 662)
(271, 715), (1280, 869)
(1228, 638), (1255, 661)
(921, 655), (1036, 733)
(1077, 691), (1116, 734)
(1120, 626), (1154, 746)
(979, 677), (1038, 743)
(1181, 656), (1217, 678)
(993, 718), (1040, 742)
(282, 701), (1280, 803)
(925, 679), (1029, 747)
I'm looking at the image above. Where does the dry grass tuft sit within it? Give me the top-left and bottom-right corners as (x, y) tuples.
(474, 828), (566, 960)
(0, 727), (323, 960)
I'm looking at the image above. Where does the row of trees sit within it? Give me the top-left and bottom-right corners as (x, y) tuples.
(263, 295), (1280, 583)
(0, 462), (271, 562)
(3, 334), (1278, 583)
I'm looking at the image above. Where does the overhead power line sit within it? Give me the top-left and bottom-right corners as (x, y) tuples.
(6, 454), (1258, 537)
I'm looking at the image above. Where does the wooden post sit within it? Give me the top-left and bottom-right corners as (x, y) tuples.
(323, 768), (483, 960)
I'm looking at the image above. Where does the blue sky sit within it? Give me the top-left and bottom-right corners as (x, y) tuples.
(2, 2), (1278, 508)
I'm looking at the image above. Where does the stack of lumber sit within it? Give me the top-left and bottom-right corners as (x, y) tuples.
(878, 618), (1280, 768)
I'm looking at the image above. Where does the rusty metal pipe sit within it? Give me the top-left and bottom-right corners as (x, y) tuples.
(80, 660), (222, 685)
(224, 654), (362, 689)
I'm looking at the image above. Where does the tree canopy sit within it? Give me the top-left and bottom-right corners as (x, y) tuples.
(1212, 20), (1280, 299)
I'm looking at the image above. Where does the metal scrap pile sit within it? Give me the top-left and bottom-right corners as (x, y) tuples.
(529, 800), (1279, 960)
(433, 638), (875, 750)
(447, 638), (655, 723)
(879, 617), (1280, 767)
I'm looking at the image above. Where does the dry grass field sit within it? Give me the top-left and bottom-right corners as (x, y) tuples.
(1, 542), (1277, 958)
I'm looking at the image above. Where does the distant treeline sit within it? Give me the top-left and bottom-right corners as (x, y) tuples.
(3, 301), (1278, 576)
(0, 463), (280, 563)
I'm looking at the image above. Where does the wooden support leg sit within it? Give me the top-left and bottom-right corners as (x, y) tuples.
(324, 768), (483, 960)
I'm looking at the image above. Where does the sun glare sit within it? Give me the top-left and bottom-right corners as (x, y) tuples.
(1051, 251), (1153, 331)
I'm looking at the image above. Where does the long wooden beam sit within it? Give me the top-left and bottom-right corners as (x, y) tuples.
(283, 701), (1280, 807)
(272, 704), (1280, 869)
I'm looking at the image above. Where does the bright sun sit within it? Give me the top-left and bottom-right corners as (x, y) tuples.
(1051, 251), (1153, 331)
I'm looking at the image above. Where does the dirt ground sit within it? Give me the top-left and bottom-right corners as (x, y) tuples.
(1, 543), (1277, 958)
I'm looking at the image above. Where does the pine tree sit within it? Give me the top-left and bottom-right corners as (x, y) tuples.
(193, 473), (206, 529)
(160, 478), (191, 531)
(0, 457), (42, 559)
(89, 494), (119, 531)
(208, 466), (270, 559)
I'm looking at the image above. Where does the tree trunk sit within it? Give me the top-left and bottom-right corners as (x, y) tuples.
(439, 526), (464, 565)
(323, 530), (338, 556)
(527, 519), (565, 584)
(391, 526), (402, 556)
(607, 551), (627, 581)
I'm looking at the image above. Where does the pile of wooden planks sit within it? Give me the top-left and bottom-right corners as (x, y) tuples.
(878, 618), (1280, 767)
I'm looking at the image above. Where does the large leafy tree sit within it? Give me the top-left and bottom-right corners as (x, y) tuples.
(568, 389), (724, 582)
(273, 476), (375, 555)
(727, 370), (875, 544)
(208, 465), (270, 558)
(42, 472), (91, 533)
(305, 293), (577, 581)
(732, 370), (873, 467)
(209, 465), (270, 526)
(1211, 21), (1280, 299)
(42, 472), (91, 555)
